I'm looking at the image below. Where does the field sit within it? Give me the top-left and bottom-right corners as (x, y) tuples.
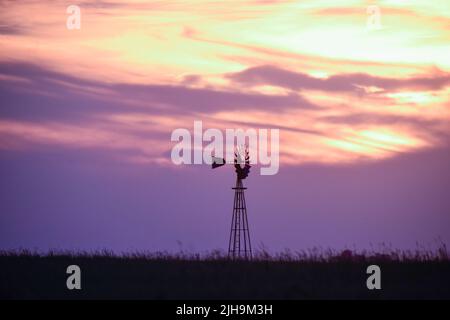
(1, 248), (449, 300)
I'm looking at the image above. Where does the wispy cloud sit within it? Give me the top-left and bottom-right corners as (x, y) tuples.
(227, 65), (450, 93)
(0, 0), (449, 167)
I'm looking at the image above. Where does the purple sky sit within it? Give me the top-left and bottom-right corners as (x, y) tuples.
(1, 1), (450, 254)
(1, 105), (449, 253)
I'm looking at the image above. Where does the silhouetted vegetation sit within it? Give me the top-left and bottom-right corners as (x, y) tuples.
(1, 245), (449, 299)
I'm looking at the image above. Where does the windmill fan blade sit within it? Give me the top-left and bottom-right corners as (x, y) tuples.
(212, 157), (225, 169)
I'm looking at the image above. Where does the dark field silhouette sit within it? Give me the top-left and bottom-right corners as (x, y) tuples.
(1, 247), (449, 300)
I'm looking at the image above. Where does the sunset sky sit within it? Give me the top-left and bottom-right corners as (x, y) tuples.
(1, 0), (449, 253)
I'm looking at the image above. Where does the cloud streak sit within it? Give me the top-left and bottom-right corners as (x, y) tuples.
(228, 65), (450, 93)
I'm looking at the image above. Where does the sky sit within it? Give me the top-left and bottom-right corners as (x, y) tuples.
(0, 0), (449, 253)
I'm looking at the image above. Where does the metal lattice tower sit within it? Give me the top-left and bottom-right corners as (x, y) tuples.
(229, 177), (252, 259)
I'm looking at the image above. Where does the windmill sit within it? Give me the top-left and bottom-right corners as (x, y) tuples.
(212, 146), (252, 259)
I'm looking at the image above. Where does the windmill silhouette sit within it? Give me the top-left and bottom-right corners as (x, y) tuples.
(212, 146), (252, 259)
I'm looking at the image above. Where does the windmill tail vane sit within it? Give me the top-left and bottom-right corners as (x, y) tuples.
(211, 146), (252, 259)
(211, 156), (225, 169)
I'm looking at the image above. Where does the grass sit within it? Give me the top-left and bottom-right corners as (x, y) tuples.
(1, 245), (449, 300)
